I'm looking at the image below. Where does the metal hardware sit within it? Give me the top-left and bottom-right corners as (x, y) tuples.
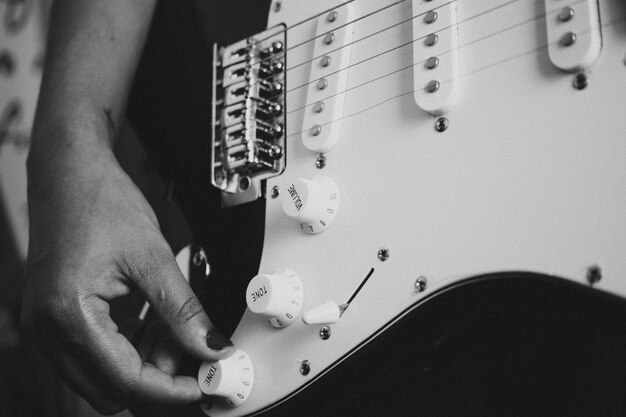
(425, 56), (439, 70)
(321, 55), (332, 67)
(586, 264), (602, 285)
(435, 117), (449, 132)
(271, 185), (280, 199)
(425, 33), (438, 47)
(315, 155), (327, 169)
(426, 80), (440, 93)
(313, 101), (325, 113)
(378, 248), (390, 262)
(211, 26), (287, 206)
(424, 11), (438, 24)
(239, 176), (251, 191)
(300, 360), (311, 375)
(319, 326), (331, 340)
(310, 124), (322, 136)
(415, 276), (428, 292)
(273, 1), (282, 12)
(327, 10), (339, 22)
(324, 32), (335, 45)
(560, 32), (577, 47)
(558, 6), (575, 22)
(572, 72), (588, 90)
(317, 78), (328, 90)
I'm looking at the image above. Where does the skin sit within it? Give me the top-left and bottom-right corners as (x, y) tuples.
(21, 0), (232, 413)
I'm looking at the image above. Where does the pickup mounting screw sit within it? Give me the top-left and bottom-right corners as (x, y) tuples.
(435, 117), (449, 132)
(320, 326), (331, 340)
(415, 276), (428, 292)
(274, 1), (282, 12)
(573, 72), (588, 90)
(586, 264), (602, 285)
(271, 185), (280, 199)
(316, 155), (327, 169)
(378, 248), (390, 262)
(327, 11), (339, 22)
(300, 360), (311, 375)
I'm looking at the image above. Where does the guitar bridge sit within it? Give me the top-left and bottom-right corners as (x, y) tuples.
(211, 25), (287, 207)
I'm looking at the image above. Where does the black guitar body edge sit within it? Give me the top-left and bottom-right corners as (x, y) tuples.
(248, 273), (626, 417)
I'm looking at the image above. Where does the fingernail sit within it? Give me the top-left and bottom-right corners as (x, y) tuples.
(206, 328), (234, 351)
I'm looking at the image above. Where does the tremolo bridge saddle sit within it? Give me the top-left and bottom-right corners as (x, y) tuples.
(211, 25), (287, 207)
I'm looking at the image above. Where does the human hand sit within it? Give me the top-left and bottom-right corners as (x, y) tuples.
(21, 142), (231, 414)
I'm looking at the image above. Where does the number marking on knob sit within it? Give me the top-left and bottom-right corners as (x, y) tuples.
(282, 175), (340, 234)
(246, 268), (304, 328)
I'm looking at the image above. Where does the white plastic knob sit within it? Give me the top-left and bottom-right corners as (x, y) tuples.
(246, 268), (303, 328)
(197, 349), (254, 407)
(281, 175), (339, 234)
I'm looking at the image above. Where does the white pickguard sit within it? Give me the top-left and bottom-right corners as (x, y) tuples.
(209, 0), (626, 415)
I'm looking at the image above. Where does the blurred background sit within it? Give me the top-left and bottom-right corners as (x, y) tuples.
(0, 0), (269, 415)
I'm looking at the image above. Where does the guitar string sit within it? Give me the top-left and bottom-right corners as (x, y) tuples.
(238, 0), (542, 84)
(284, 0), (556, 115)
(281, 0), (556, 92)
(230, 0), (582, 105)
(283, 16), (625, 140)
(247, 0), (404, 53)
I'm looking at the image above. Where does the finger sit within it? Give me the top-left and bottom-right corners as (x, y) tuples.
(125, 245), (234, 361)
(47, 343), (128, 415)
(148, 334), (183, 375)
(72, 296), (207, 406)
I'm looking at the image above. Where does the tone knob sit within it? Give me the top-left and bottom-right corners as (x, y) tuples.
(281, 175), (339, 234)
(246, 268), (303, 328)
(197, 349), (254, 408)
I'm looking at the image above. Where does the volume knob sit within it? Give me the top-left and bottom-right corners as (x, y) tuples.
(246, 268), (303, 328)
(281, 175), (339, 234)
(198, 349), (254, 408)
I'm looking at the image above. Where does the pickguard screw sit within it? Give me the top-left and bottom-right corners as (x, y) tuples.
(320, 326), (331, 340)
(300, 360), (311, 375)
(316, 155), (327, 169)
(274, 1), (282, 12)
(586, 264), (602, 285)
(415, 276), (428, 292)
(573, 72), (588, 90)
(435, 117), (449, 132)
(378, 248), (390, 262)
(271, 185), (280, 199)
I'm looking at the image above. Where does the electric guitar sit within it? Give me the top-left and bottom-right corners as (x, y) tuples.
(197, 0), (626, 416)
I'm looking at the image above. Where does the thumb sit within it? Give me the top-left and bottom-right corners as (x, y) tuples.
(130, 246), (234, 361)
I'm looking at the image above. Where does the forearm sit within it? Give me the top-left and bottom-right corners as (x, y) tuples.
(29, 0), (156, 164)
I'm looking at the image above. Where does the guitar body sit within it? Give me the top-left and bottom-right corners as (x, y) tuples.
(199, 0), (626, 415)
(254, 274), (626, 417)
